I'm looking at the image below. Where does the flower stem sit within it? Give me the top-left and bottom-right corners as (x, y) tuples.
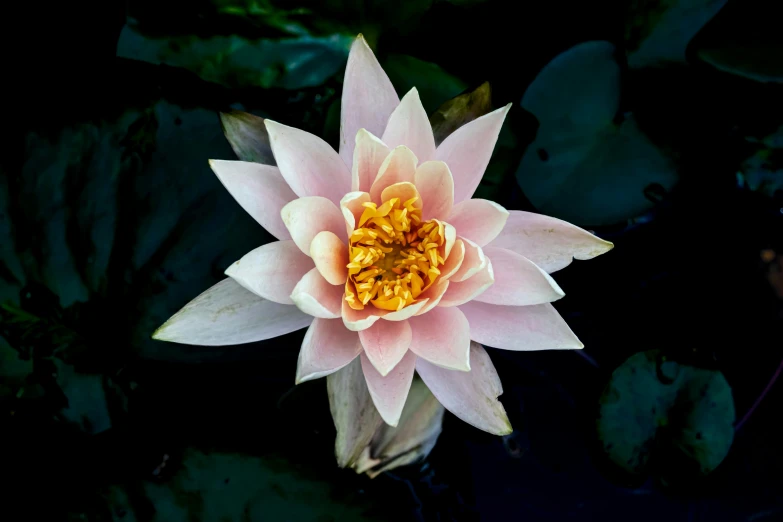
(575, 349), (599, 368)
(735, 357), (783, 432)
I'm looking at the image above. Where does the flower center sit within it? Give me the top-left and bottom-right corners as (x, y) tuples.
(345, 195), (446, 312)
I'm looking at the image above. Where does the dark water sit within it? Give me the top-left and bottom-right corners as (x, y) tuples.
(7, 0), (783, 520)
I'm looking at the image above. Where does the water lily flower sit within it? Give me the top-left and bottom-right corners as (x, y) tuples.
(153, 35), (613, 441)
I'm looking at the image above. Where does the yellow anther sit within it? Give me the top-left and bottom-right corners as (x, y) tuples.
(345, 189), (448, 311)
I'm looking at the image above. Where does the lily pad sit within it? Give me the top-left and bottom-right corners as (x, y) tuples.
(624, 0), (728, 69)
(691, 0), (783, 83)
(117, 22), (352, 90)
(516, 41), (678, 226)
(382, 54), (467, 114)
(0, 335), (33, 399)
(597, 350), (735, 481)
(106, 448), (375, 521)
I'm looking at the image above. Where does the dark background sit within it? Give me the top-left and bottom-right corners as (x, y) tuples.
(6, 0), (783, 520)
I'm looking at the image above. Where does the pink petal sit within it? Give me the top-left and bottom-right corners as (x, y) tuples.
(448, 199), (509, 246)
(459, 301), (583, 350)
(310, 231), (348, 285)
(342, 300), (384, 331)
(415, 279), (450, 315)
(443, 222), (456, 258)
(224, 240), (313, 304)
(408, 307), (470, 371)
(380, 182), (422, 212)
(416, 342), (512, 435)
(488, 210), (614, 273)
(382, 88), (436, 163)
(265, 119), (351, 205)
(369, 146), (418, 203)
(475, 247), (564, 306)
(415, 161), (454, 220)
(282, 197), (348, 255)
(352, 129), (390, 192)
(209, 160), (295, 240)
(327, 357), (383, 467)
(439, 239), (465, 280)
(290, 268), (343, 318)
(340, 191), (371, 235)
(450, 238), (486, 282)
(359, 320), (413, 376)
(361, 350), (416, 426)
(152, 279), (312, 346)
(340, 35), (400, 169)
(296, 318), (363, 383)
(439, 258), (494, 307)
(436, 105), (511, 203)
(383, 299), (429, 321)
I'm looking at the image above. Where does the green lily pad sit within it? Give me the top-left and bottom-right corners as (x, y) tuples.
(106, 448), (376, 521)
(624, 0), (727, 69)
(0, 335), (33, 399)
(516, 41), (679, 226)
(597, 350), (735, 482)
(117, 22), (352, 90)
(382, 54), (467, 114)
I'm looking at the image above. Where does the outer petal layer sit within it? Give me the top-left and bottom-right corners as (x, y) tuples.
(265, 120), (351, 205)
(476, 247), (564, 306)
(209, 160), (295, 240)
(436, 105), (511, 203)
(296, 318), (363, 383)
(447, 199), (509, 246)
(361, 350), (417, 426)
(327, 357), (383, 468)
(282, 197), (348, 255)
(459, 301), (583, 351)
(359, 320), (413, 376)
(340, 35), (400, 169)
(290, 268), (343, 318)
(382, 88), (436, 163)
(225, 240), (313, 304)
(488, 210), (614, 273)
(416, 342), (512, 435)
(152, 279), (311, 346)
(408, 307), (471, 371)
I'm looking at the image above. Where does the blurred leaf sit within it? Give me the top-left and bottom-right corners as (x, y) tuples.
(17, 99), (268, 362)
(117, 23), (352, 90)
(354, 377), (444, 478)
(219, 110), (276, 164)
(53, 358), (112, 434)
(106, 448), (375, 521)
(624, 0), (727, 69)
(737, 125), (783, 198)
(382, 54), (467, 114)
(516, 41), (678, 226)
(0, 335), (33, 399)
(692, 0), (783, 83)
(597, 350), (735, 483)
(429, 81), (492, 146)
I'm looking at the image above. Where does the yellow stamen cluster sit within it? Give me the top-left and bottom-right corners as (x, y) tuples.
(345, 195), (446, 312)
